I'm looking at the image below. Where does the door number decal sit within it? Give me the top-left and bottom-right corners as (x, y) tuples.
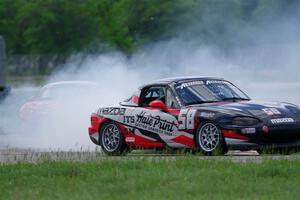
(178, 109), (196, 130)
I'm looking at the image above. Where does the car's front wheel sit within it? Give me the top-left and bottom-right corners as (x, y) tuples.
(195, 122), (227, 155)
(99, 121), (127, 155)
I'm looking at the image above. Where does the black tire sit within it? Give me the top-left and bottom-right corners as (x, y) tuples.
(99, 121), (127, 156)
(195, 122), (227, 155)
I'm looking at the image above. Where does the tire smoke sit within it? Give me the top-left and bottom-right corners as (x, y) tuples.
(0, 2), (299, 150)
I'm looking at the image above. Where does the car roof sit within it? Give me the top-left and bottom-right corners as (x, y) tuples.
(43, 81), (98, 88)
(146, 76), (224, 85)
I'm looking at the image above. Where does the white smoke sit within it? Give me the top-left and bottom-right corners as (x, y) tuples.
(0, 2), (299, 150)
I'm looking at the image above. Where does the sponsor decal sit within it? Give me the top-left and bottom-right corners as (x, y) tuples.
(206, 80), (230, 85)
(176, 80), (230, 90)
(241, 128), (256, 134)
(199, 112), (215, 118)
(123, 116), (135, 123)
(125, 137), (135, 142)
(176, 81), (204, 89)
(98, 107), (126, 116)
(270, 118), (294, 124)
(134, 111), (177, 136)
(262, 108), (281, 116)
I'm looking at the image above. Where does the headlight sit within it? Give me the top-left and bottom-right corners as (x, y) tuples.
(232, 117), (260, 126)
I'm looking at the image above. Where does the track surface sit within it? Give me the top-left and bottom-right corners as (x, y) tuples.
(1, 148), (300, 164)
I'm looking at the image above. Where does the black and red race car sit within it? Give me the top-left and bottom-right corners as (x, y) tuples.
(88, 77), (300, 155)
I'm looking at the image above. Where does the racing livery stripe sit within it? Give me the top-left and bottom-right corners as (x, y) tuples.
(126, 134), (165, 148)
(225, 138), (252, 145)
(124, 125), (157, 141)
(117, 122), (166, 144)
(170, 135), (195, 148)
(222, 130), (249, 140)
(120, 123), (165, 147)
(130, 126), (166, 144)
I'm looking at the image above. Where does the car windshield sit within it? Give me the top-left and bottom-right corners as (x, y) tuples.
(175, 80), (250, 105)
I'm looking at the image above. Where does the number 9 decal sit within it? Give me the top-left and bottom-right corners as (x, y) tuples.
(178, 109), (197, 130)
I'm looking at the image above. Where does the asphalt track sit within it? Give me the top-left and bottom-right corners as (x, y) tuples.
(1, 148), (300, 164)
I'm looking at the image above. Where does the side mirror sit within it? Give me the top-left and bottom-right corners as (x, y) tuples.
(149, 100), (168, 111)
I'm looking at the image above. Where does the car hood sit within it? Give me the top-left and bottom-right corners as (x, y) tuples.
(186, 100), (300, 120)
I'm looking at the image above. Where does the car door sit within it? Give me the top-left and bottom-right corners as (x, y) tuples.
(130, 85), (185, 147)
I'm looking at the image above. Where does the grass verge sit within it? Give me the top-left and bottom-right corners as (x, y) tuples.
(0, 157), (299, 200)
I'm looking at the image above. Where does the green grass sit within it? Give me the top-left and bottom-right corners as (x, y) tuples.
(0, 157), (300, 200)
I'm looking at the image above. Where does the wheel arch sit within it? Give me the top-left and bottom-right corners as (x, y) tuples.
(194, 120), (228, 154)
(98, 119), (128, 155)
(98, 119), (128, 143)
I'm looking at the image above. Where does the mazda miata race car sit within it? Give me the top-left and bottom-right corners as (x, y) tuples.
(88, 77), (300, 155)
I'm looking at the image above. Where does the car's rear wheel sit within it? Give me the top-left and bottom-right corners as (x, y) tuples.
(99, 121), (127, 155)
(195, 122), (226, 155)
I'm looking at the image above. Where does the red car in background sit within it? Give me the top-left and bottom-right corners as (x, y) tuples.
(20, 81), (99, 120)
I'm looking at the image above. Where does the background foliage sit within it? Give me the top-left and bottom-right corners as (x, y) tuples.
(0, 0), (298, 55)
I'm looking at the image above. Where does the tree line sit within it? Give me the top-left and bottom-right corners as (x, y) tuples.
(0, 0), (297, 55)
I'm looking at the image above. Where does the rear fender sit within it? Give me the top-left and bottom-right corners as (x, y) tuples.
(88, 114), (108, 144)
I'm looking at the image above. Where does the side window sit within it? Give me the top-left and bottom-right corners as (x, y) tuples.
(141, 86), (166, 107)
(121, 89), (141, 106)
(166, 88), (179, 109)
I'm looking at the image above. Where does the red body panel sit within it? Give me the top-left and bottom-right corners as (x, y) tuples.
(88, 113), (166, 148)
(170, 135), (195, 148)
(88, 114), (107, 135)
(222, 130), (249, 140)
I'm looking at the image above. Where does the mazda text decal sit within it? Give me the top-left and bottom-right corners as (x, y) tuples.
(98, 107), (126, 115)
(270, 118), (294, 124)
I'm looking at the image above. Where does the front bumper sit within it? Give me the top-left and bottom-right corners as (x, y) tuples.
(222, 123), (300, 150)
